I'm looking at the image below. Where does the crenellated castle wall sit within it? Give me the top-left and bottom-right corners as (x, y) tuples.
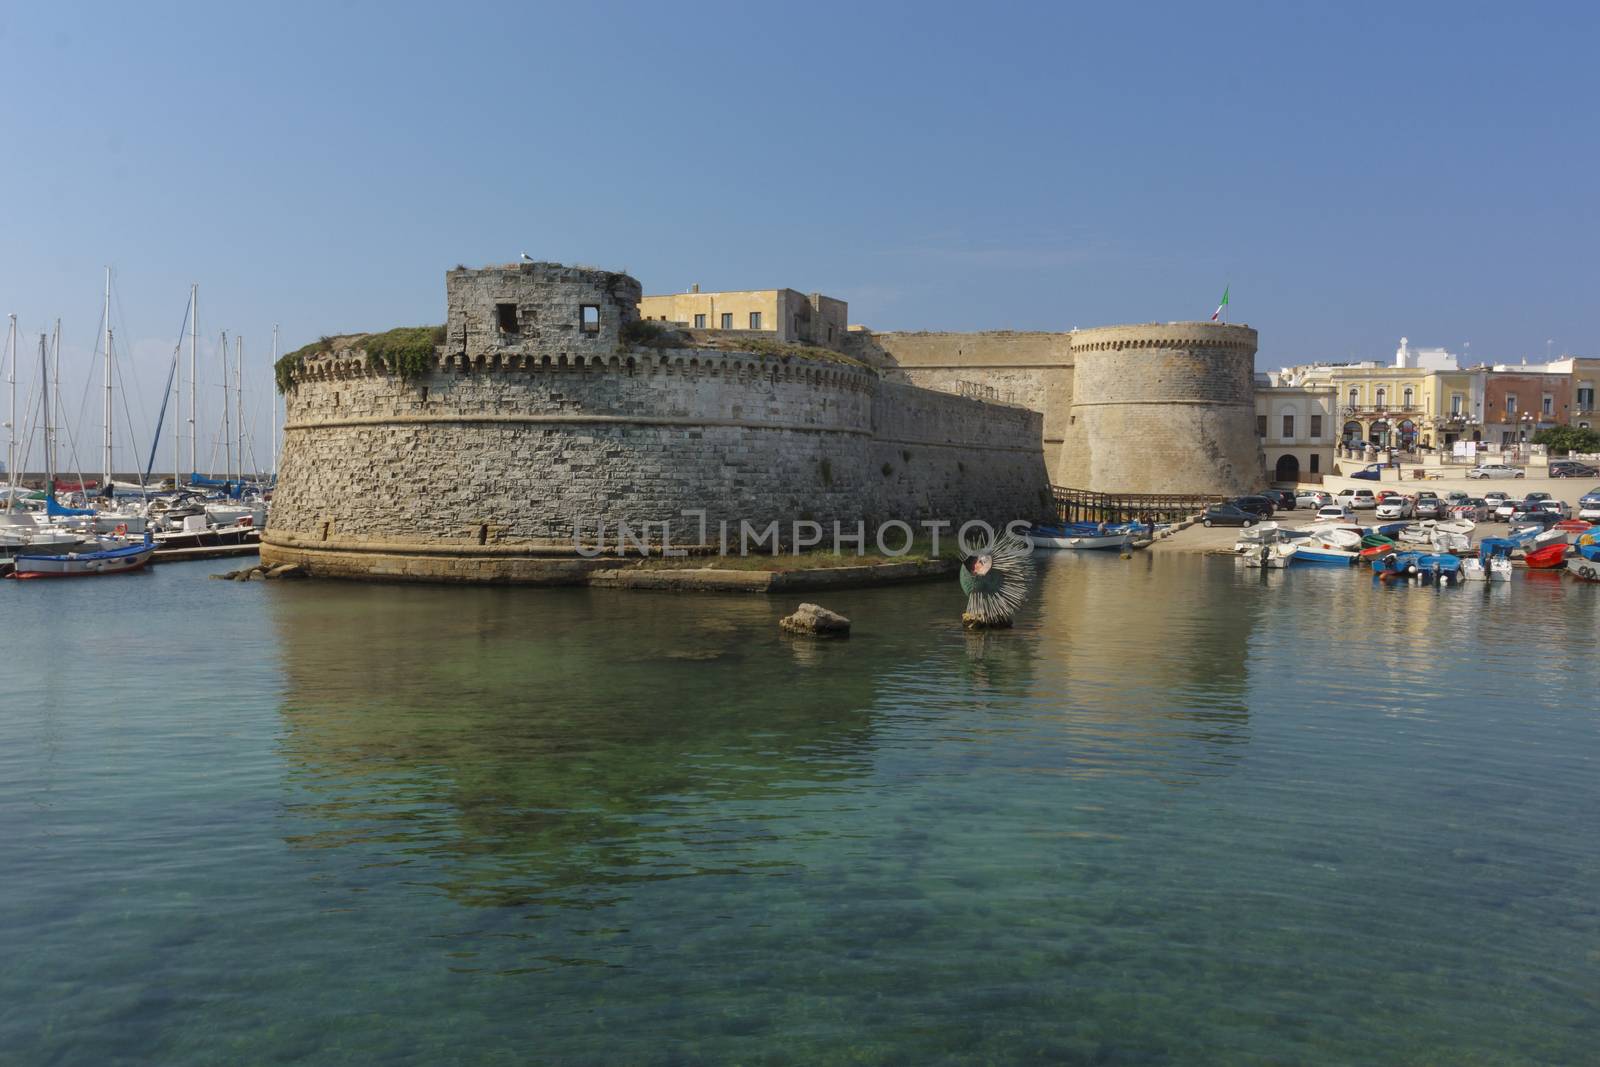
(852, 322), (1261, 495)
(264, 263), (1051, 581)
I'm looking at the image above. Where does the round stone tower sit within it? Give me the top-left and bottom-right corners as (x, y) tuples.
(1060, 322), (1260, 495)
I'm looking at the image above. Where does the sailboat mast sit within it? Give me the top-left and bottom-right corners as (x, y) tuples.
(5, 314), (15, 504)
(104, 266), (113, 486)
(188, 285), (198, 481)
(40, 333), (52, 489)
(220, 329), (231, 481)
(235, 335), (243, 483)
(51, 321), (61, 490)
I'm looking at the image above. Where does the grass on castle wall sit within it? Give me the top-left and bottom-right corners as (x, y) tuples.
(275, 325), (445, 392)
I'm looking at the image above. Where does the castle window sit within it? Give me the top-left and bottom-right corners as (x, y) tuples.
(1403, 387), (1414, 408)
(496, 303), (519, 333)
(1310, 414), (1323, 438)
(693, 313), (706, 329)
(720, 313), (733, 330)
(1257, 415), (1267, 437)
(749, 312), (762, 330)
(1311, 454), (1320, 473)
(580, 305), (600, 333)
(1283, 414), (1295, 439)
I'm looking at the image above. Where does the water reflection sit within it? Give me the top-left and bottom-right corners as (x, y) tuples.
(268, 585), (891, 907)
(1022, 552), (1262, 779)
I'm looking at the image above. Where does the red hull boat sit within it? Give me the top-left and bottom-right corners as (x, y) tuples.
(1524, 542), (1569, 570)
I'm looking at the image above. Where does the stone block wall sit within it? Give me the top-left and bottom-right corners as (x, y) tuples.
(846, 330), (1075, 482)
(267, 262), (1054, 579)
(1063, 323), (1260, 495)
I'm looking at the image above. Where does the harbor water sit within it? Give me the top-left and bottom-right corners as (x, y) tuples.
(2, 554), (1597, 1064)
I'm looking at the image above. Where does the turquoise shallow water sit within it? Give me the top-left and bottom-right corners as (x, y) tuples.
(1, 554), (1598, 1064)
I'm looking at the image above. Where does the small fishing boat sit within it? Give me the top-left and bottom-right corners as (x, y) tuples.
(1566, 543), (1600, 582)
(1371, 550), (1462, 582)
(1461, 557), (1513, 581)
(10, 533), (156, 579)
(1292, 540), (1359, 566)
(1523, 541), (1569, 570)
(1029, 521), (1143, 551)
(1238, 542), (1297, 568)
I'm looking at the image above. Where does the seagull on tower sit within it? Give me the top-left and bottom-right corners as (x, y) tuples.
(520, 252), (534, 263)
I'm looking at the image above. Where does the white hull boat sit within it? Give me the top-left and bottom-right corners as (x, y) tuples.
(1031, 531), (1131, 550)
(1461, 557), (1513, 582)
(1239, 542), (1297, 568)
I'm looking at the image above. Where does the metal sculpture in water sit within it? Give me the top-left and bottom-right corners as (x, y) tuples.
(958, 532), (1034, 627)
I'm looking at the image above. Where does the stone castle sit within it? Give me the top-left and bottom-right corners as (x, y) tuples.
(264, 262), (1261, 582)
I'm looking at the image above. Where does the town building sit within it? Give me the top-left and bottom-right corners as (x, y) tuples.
(1254, 369), (1337, 481)
(1567, 357), (1598, 429)
(638, 285), (849, 350)
(1484, 361), (1573, 446)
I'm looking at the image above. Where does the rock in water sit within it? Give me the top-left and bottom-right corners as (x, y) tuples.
(779, 603), (851, 637)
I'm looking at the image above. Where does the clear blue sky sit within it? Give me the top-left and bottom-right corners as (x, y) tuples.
(2, 1), (1595, 474)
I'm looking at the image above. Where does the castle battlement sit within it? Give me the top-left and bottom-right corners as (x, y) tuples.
(263, 262), (1052, 581)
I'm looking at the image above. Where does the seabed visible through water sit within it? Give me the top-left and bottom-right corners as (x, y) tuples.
(1, 552), (1597, 1064)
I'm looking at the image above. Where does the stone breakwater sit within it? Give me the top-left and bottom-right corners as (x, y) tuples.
(263, 262), (1053, 583)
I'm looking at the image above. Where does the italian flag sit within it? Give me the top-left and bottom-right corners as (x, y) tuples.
(1211, 286), (1230, 322)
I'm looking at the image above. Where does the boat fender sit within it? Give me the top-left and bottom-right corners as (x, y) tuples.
(114, 523), (127, 536)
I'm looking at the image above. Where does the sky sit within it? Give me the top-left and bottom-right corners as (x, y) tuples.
(2, 1), (1596, 475)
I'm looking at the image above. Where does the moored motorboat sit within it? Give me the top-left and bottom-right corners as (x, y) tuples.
(1461, 557), (1513, 581)
(1238, 542), (1297, 568)
(1292, 540), (1358, 565)
(1029, 521), (1143, 550)
(1566, 543), (1600, 582)
(1371, 550), (1462, 582)
(9, 533), (156, 578)
(1523, 541), (1569, 570)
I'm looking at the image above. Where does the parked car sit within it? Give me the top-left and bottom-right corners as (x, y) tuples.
(1375, 495), (1416, 520)
(1295, 490), (1332, 509)
(1257, 489), (1296, 511)
(1231, 495), (1276, 517)
(1579, 488), (1600, 507)
(1579, 502), (1600, 522)
(1549, 460), (1599, 478)
(1538, 499), (1572, 519)
(1445, 490), (1470, 505)
(1467, 463), (1525, 479)
(1413, 492), (1447, 520)
(1524, 491), (1553, 504)
(1375, 489), (1400, 502)
(1335, 488), (1377, 509)
(1493, 497), (1521, 521)
(1509, 509), (1559, 531)
(1349, 464), (1385, 481)
(1316, 503), (1356, 522)
(1510, 500), (1555, 523)
(1451, 498), (1490, 522)
(1202, 503), (1264, 527)
(1483, 490), (1513, 509)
